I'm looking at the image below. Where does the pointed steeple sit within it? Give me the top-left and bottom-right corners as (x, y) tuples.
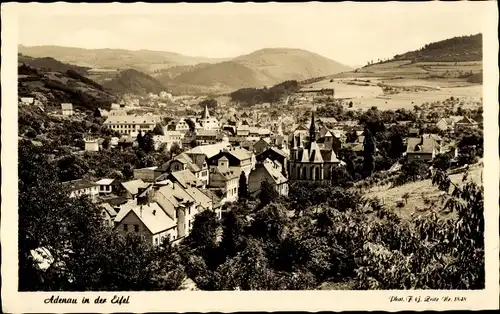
(202, 104), (210, 119)
(309, 109), (316, 146)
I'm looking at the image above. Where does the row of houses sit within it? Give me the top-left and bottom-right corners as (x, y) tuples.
(62, 142), (290, 247)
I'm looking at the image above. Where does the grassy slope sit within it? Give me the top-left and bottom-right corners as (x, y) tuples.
(363, 162), (483, 220)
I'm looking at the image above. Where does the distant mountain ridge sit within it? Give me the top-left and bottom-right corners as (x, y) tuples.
(157, 48), (352, 93)
(18, 45), (228, 73)
(102, 69), (167, 95)
(19, 45), (352, 94)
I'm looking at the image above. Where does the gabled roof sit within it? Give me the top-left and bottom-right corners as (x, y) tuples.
(321, 150), (340, 163)
(121, 179), (148, 195)
(100, 203), (118, 217)
(257, 147), (287, 159)
(184, 187), (212, 209)
(155, 182), (195, 209)
(185, 142), (231, 159)
(213, 167), (239, 181)
(259, 162), (287, 185)
(456, 116), (478, 124)
(308, 142), (324, 163)
(169, 169), (203, 189)
(62, 179), (96, 191)
(406, 137), (438, 153)
(226, 147), (253, 161)
(61, 103), (73, 110)
(115, 202), (175, 235)
(96, 178), (115, 185)
(318, 117), (338, 124)
(173, 153), (202, 173)
(201, 189), (222, 208)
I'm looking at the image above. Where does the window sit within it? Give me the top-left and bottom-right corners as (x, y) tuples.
(134, 225), (139, 232)
(188, 207), (191, 215)
(123, 224), (128, 231)
(155, 237), (158, 245)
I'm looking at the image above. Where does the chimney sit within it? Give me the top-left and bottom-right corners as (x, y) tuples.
(140, 205), (143, 218)
(152, 209), (156, 216)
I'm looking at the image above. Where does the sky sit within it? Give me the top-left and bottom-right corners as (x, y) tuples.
(16, 2), (490, 67)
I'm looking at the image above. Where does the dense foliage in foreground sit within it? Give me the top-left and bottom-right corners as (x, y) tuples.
(180, 176), (483, 290)
(19, 137), (484, 290)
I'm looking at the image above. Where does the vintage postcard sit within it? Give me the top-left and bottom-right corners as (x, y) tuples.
(1, 1), (499, 312)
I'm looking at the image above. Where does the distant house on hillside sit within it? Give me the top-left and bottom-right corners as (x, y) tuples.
(62, 179), (99, 202)
(84, 137), (100, 152)
(95, 178), (119, 195)
(61, 103), (73, 116)
(435, 116), (463, 132)
(20, 97), (34, 105)
(454, 116), (479, 130)
(405, 135), (441, 162)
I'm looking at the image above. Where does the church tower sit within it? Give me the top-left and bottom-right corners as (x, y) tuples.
(308, 109), (316, 146)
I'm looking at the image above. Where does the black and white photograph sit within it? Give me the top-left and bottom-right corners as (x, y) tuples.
(1, 1), (498, 312)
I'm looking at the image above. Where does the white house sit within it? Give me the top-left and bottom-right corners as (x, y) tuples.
(61, 103), (74, 116)
(63, 179), (99, 202)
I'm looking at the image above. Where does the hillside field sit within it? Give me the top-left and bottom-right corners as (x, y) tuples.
(298, 60), (482, 110)
(364, 162), (483, 221)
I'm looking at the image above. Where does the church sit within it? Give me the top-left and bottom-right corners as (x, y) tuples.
(198, 104), (220, 130)
(288, 112), (343, 182)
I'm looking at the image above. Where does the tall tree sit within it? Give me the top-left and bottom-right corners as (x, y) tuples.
(141, 132), (155, 153)
(185, 119), (196, 133)
(362, 127), (376, 178)
(153, 123), (164, 135)
(18, 140), (186, 291)
(259, 180), (279, 208)
(237, 172), (248, 201)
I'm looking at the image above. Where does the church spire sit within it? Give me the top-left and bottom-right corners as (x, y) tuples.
(202, 104), (210, 119)
(309, 109), (316, 145)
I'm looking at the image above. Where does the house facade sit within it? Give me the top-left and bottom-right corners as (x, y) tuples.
(248, 159), (288, 197)
(103, 113), (156, 135)
(208, 157), (239, 204)
(113, 202), (177, 246)
(63, 179), (99, 202)
(405, 135), (441, 162)
(61, 103), (74, 116)
(207, 147), (255, 179)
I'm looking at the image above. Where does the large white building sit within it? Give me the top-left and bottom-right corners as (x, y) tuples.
(103, 113), (157, 135)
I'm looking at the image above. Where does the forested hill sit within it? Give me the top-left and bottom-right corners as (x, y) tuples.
(102, 69), (167, 95)
(392, 33), (482, 62)
(18, 54), (91, 76)
(18, 63), (117, 111)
